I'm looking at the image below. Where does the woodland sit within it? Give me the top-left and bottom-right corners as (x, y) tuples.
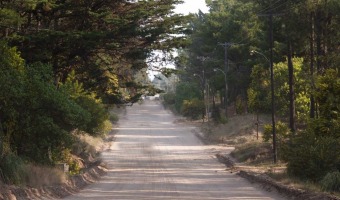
(0, 0), (189, 184)
(165, 0), (340, 191)
(0, 0), (339, 192)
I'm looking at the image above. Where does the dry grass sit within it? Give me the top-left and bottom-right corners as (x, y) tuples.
(204, 114), (287, 165)
(203, 114), (271, 144)
(78, 133), (105, 151)
(268, 171), (340, 198)
(24, 164), (67, 187)
(201, 114), (275, 167)
(72, 132), (105, 158)
(204, 114), (340, 198)
(25, 133), (107, 187)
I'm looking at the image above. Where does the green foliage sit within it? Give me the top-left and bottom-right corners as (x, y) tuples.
(0, 41), (26, 156)
(76, 95), (110, 136)
(315, 69), (340, 126)
(219, 114), (228, 124)
(15, 63), (91, 164)
(263, 121), (290, 160)
(161, 92), (177, 113)
(109, 112), (119, 124)
(320, 171), (340, 192)
(285, 130), (340, 181)
(235, 95), (245, 114)
(0, 154), (26, 185)
(230, 142), (271, 163)
(0, 8), (22, 28)
(162, 92), (176, 106)
(61, 71), (110, 137)
(180, 0), (258, 104)
(0, 42), (109, 165)
(181, 98), (205, 120)
(1, 0), (190, 104)
(247, 65), (271, 113)
(59, 148), (81, 176)
(284, 69), (340, 182)
(263, 121), (290, 143)
(248, 57), (308, 119)
(174, 82), (202, 112)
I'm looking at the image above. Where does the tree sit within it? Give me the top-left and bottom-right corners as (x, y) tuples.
(1, 0), (191, 104)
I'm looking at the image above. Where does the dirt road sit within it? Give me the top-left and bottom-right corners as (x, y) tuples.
(65, 100), (286, 200)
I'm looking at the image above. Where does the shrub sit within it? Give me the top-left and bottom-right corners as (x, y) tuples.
(285, 131), (340, 181)
(263, 121), (289, 143)
(175, 82), (202, 112)
(263, 121), (290, 160)
(320, 171), (340, 192)
(0, 154), (26, 185)
(162, 92), (176, 107)
(181, 98), (205, 120)
(76, 95), (110, 136)
(61, 71), (110, 137)
(109, 112), (119, 123)
(231, 142), (271, 162)
(235, 95), (245, 114)
(57, 148), (83, 175)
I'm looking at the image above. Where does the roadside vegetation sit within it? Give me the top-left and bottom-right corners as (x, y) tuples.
(162, 0), (340, 196)
(0, 0), (339, 197)
(0, 0), (189, 186)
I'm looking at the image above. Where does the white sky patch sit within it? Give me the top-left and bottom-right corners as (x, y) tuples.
(175, 0), (209, 15)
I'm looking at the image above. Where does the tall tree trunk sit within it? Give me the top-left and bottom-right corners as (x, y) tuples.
(315, 9), (323, 74)
(310, 11), (316, 118)
(287, 40), (296, 134)
(0, 116), (4, 157)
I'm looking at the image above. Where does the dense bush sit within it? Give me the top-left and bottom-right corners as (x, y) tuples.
(0, 42), (111, 168)
(263, 121), (289, 143)
(284, 130), (340, 181)
(248, 58), (309, 120)
(284, 69), (340, 181)
(174, 82), (202, 112)
(61, 70), (110, 137)
(235, 95), (246, 114)
(320, 171), (340, 192)
(162, 92), (176, 107)
(109, 112), (119, 124)
(0, 154), (26, 185)
(181, 98), (205, 120)
(12, 63), (90, 164)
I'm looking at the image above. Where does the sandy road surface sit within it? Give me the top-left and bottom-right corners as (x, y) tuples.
(65, 100), (286, 200)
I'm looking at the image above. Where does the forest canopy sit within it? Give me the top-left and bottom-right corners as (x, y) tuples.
(0, 0), (191, 167)
(173, 0), (340, 183)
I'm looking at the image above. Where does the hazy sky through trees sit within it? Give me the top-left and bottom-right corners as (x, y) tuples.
(175, 0), (209, 14)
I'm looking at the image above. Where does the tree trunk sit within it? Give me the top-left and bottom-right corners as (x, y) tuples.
(310, 11), (316, 118)
(287, 40), (296, 134)
(315, 9), (323, 74)
(0, 116), (4, 157)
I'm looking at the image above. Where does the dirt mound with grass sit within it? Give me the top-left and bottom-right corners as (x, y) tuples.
(200, 114), (340, 199)
(0, 133), (115, 200)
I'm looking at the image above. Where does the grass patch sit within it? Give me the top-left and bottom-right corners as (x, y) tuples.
(267, 171), (340, 198)
(202, 114), (271, 144)
(231, 142), (272, 163)
(24, 164), (67, 187)
(0, 154), (26, 185)
(320, 171), (340, 193)
(0, 154), (67, 186)
(72, 131), (104, 162)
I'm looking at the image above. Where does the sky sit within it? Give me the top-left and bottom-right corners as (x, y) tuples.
(174, 0), (209, 15)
